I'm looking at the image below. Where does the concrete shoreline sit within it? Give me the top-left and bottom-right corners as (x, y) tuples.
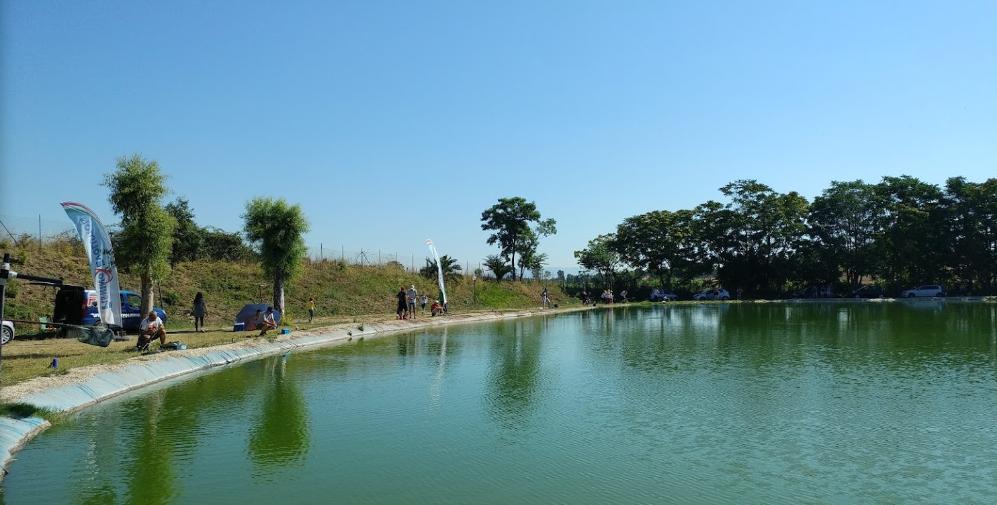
(0, 305), (596, 480)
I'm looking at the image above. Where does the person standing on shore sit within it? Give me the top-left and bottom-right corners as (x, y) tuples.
(541, 287), (550, 309)
(420, 294), (428, 313)
(407, 285), (418, 319)
(308, 297), (316, 323)
(192, 292), (207, 332)
(396, 287), (409, 320)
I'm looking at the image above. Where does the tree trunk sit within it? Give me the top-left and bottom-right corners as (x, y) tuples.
(273, 272), (285, 314)
(510, 249), (517, 281)
(140, 271), (154, 315)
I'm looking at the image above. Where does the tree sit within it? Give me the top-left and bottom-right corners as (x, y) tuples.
(165, 197), (203, 264)
(484, 254), (513, 281)
(481, 197), (556, 280)
(808, 180), (879, 287)
(104, 154), (176, 315)
(243, 198), (309, 312)
(694, 180), (809, 296)
(201, 227), (257, 261)
(873, 176), (945, 291)
(614, 209), (698, 289)
(943, 177), (997, 293)
(574, 234), (620, 287)
(420, 255), (463, 281)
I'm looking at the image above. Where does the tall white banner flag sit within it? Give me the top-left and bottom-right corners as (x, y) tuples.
(62, 202), (123, 327)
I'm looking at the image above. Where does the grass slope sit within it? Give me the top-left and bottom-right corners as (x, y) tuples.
(3, 237), (574, 329)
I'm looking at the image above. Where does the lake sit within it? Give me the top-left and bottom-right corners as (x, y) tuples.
(4, 302), (997, 504)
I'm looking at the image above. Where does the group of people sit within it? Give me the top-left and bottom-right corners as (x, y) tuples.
(396, 285), (445, 319)
(578, 288), (627, 305)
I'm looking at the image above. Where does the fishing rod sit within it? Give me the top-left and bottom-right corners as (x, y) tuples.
(0, 252), (65, 374)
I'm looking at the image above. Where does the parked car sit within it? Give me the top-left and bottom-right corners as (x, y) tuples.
(649, 289), (679, 302)
(851, 285), (884, 299)
(796, 285), (834, 298)
(694, 288), (730, 301)
(81, 289), (168, 331)
(1, 320), (13, 345)
(901, 285), (945, 298)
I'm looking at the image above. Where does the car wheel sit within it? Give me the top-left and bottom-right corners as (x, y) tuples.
(1, 326), (12, 345)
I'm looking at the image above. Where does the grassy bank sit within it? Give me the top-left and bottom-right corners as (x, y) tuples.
(0, 238), (575, 387)
(3, 236), (574, 328)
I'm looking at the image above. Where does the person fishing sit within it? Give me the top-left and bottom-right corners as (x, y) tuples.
(137, 310), (167, 351)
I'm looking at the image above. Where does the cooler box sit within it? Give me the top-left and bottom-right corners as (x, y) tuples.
(233, 322), (245, 332)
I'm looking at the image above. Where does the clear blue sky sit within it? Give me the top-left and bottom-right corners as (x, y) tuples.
(3, 0), (996, 271)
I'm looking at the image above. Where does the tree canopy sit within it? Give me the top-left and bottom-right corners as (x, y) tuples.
(104, 154), (175, 314)
(243, 198), (309, 311)
(577, 175), (997, 297)
(481, 197), (556, 281)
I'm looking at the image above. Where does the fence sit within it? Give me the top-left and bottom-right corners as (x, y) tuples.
(0, 214), (78, 250)
(0, 214), (494, 278)
(305, 244), (487, 277)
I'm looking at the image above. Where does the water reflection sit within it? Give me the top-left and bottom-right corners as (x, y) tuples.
(248, 355), (310, 474)
(7, 303), (997, 505)
(487, 320), (544, 427)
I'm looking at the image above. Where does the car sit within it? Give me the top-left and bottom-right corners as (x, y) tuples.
(1, 320), (13, 345)
(901, 285), (945, 298)
(81, 289), (168, 331)
(694, 288), (731, 301)
(649, 289), (679, 302)
(851, 285), (884, 299)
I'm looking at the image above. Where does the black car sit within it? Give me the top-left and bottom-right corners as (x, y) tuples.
(851, 285), (883, 299)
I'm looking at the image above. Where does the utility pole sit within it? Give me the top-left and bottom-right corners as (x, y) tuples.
(320, 242), (323, 260)
(38, 215), (42, 253)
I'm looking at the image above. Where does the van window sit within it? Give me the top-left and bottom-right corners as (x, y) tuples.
(125, 293), (142, 308)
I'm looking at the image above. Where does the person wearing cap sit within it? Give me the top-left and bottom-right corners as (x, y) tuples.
(406, 285), (418, 319)
(137, 310), (167, 351)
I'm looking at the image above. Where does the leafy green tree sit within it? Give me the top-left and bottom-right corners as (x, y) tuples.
(806, 180), (880, 287)
(243, 198), (309, 312)
(614, 209), (698, 289)
(104, 154), (176, 315)
(165, 197), (203, 265)
(873, 176), (945, 291)
(574, 234), (620, 287)
(420, 254), (463, 281)
(694, 180), (809, 296)
(942, 177), (997, 293)
(481, 197), (556, 280)
(201, 227), (257, 261)
(483, 254), (513, 281)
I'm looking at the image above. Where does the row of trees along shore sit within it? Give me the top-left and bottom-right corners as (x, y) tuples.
(105, 154), (307, 314)
(574, 177), (997, 298)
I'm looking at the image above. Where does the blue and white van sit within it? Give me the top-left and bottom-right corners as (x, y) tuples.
(81, 289), (168, 331)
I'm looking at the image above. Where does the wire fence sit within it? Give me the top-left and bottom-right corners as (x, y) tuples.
(0, 213), (78, 248)
(305, 244), (488, 277)
(0, 214), (488, 276)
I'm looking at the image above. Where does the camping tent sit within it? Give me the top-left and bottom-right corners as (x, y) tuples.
(234, 304), (282, 330)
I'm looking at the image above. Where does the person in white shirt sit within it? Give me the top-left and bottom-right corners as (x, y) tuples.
(259, 306), (278, 336)
(138, 311), (167, 350)
(407, 285), (418, 319)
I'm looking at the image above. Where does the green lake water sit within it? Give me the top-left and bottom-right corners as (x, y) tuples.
(4, 302), (997, 504)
